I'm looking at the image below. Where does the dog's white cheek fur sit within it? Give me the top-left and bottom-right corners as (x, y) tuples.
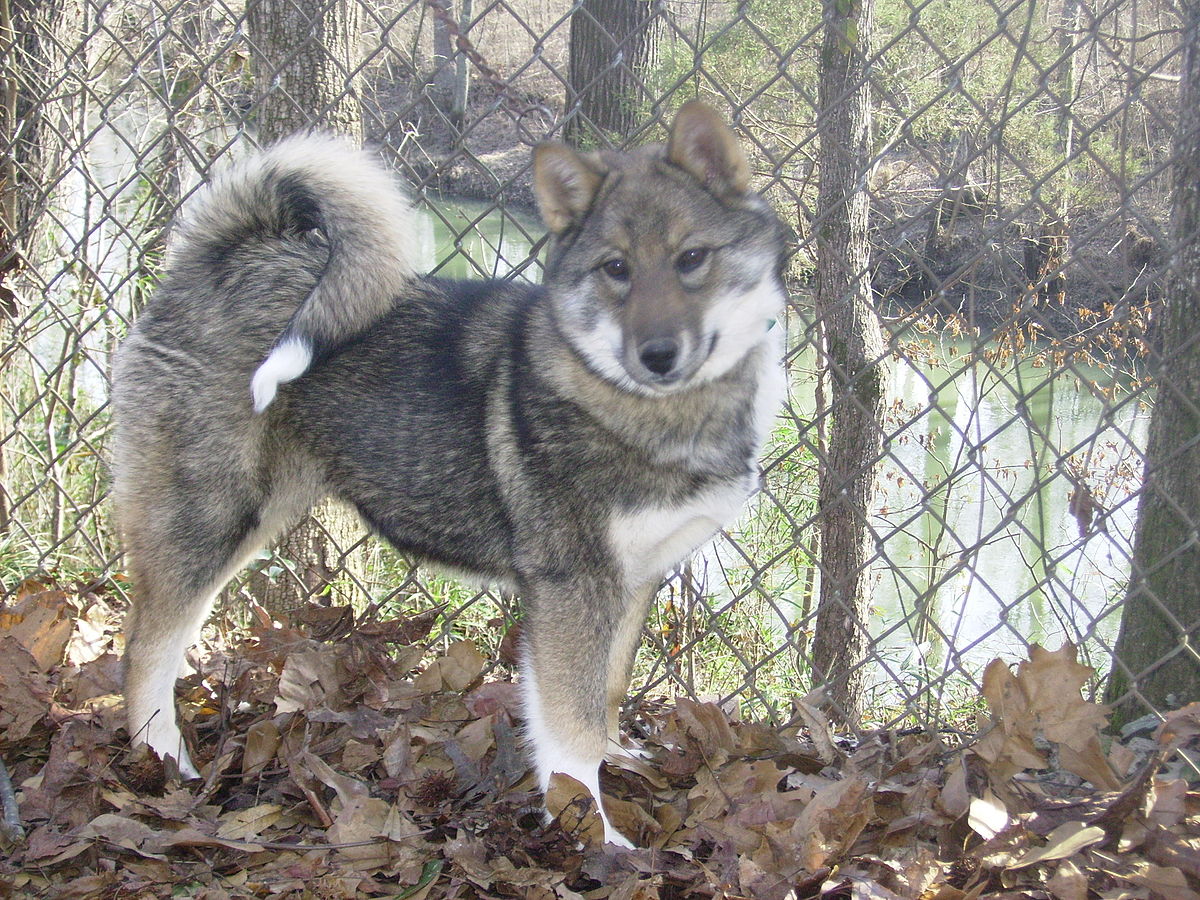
(695, 277), (786, 385)
(251, 337), (313, 412)
(567, 306), (630, 385)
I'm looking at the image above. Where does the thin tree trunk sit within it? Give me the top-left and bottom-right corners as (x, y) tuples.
(810, 0), (886, 728)
(245, 0), (369, 615)
(1029, 0), (1080, 311)
(1105, 0), (1200, 724)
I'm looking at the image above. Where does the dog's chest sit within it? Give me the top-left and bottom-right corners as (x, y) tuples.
(607, 473), (758, 590)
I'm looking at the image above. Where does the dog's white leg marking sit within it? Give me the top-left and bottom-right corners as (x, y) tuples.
(521, 658), (634, 848)
(250, 336), (313, 412)
(125, 629), (200, 778)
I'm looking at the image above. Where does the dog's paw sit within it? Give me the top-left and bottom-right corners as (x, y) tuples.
(603, 828), (635, 850)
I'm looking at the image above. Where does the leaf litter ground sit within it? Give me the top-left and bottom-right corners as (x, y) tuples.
(1, 576), (1198, 899)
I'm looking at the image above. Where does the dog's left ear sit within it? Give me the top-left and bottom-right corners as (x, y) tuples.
(667, 100), (751, 198)
(534, 143), (604, 234)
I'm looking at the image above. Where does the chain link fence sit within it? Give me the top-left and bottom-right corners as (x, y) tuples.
(1, 0), (1191, 737)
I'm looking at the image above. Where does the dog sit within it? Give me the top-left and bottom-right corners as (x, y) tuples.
(111, 100), (788, 847)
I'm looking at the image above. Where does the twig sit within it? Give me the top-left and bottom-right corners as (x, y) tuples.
(0, 756), (25, 844)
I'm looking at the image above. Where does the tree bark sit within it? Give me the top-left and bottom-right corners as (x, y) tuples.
(810, 0), (886, 728)
(1105, 0), (1200, 724)
(246, 0), (364, 143)
(565, 0), (659, 147)
(0, 0), (83, 535)
(245, 0), (369, 615)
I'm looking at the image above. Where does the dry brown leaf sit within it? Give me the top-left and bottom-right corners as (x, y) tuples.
(274, 646), (340, 714)
(939, 755), (970, 818)
(1045, 858), (1089, 900)
(1155, 702), (1200, 750)
(674, 698), (737, 759)
(439, 639), (487, 692)
(64, 601), (115, 667)
(0, 634), (53, 741)
(216, 803), (284, 840)
(77, 813), (165, 860)
(240, 718), (281, 776)
(546, 771), (605, 849)
(1125, 862), (1200, 900)
(974, 644), (1120, 791)
(793, 689), (839, 765)
(1147, 777), (1187, 829)
(789, 773), (873, 872)
(1009, 820), (1105, 869)
(974, 658), (1046, 781)
(0, 588), (74, 671)
(968, 791), (1010, 840)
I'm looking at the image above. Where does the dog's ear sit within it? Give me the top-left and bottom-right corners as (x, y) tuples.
(534, 143), (604, 233)
(667, 100), (750, 198)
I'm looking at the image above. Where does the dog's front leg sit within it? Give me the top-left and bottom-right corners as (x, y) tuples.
(520, 574), (636, 849)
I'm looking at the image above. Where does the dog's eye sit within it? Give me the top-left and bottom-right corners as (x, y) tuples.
(601, 258), (630, 281)
(676, 248), (709, 274)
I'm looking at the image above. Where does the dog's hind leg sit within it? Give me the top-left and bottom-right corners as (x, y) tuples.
(521, 577), (640, 848)
(121, 479), (318, 777)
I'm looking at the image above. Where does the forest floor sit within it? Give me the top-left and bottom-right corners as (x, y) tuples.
(2, 575), (1198, 899)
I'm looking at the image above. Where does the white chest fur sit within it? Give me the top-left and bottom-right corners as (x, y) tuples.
(608, 324), (784, 591)
(607, 473), (760, 591)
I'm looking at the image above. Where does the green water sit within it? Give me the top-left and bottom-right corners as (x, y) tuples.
(414, 198), (542, 282)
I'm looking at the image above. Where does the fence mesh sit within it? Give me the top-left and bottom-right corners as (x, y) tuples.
(0, 0), (1191, 738)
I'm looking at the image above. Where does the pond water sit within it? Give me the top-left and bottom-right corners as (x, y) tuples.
(787, 327), (1148, 683)
(415, 199), (1151, 692)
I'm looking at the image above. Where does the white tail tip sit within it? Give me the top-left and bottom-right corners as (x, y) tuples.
(250, 337), (313, 413)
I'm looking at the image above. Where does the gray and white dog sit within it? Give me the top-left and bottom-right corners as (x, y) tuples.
(112, 101), (787, 846)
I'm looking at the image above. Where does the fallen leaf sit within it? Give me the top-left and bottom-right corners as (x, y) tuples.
(968, 791), (1010, 840)
(1045, 858), (1089, 900)
(216, 803), (284, 840)
(0, 635), (53, 741)
(546, 772), (604, 849)
(1125, 862), (1200, 900)
(790, 773), (873, 872)
(0, 589), (73, 670)
(1009, 820), (1105, 869)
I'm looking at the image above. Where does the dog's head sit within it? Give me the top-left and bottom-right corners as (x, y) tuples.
(534, 101), (786, 395)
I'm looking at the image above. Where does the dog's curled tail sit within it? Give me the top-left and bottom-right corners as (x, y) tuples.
(172, 133), (418, 413)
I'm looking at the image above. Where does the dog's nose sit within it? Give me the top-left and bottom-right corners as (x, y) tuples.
(638, 338), (680, 376)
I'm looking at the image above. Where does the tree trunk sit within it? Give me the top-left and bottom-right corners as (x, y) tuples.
(246, 0), (364, 143)
(1028, 0), (1080, 312)
(565, 0), (659, 148)
(429, 0), (471, 133)
(0, 0), (83, 535)
(1105, 0), (1200, 724)
(245, 0), (369, 615)
(810, 0), (886, 729)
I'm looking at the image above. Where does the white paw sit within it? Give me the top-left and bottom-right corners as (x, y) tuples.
(603, 827), (635, 850)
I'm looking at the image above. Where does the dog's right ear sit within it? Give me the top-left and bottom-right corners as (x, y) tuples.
(533, 143), (603, 234)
